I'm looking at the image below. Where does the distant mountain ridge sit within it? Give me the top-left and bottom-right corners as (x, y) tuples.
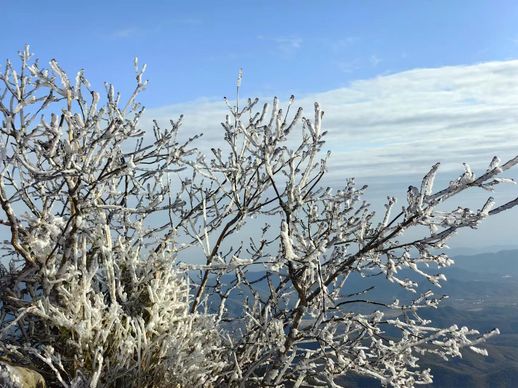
(452, 249), (518, 277)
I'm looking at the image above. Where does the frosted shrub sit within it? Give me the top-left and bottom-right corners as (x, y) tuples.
(1, 47), (517, 387)
(0, 47), (225, 387)
(33, 248), (225, 387)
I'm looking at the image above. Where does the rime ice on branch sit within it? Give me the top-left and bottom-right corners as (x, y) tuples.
(0, 47), (224, 387)
(0, 47), (517, 387)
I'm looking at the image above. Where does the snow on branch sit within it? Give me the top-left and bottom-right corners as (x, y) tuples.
(0, 47), (517, 387)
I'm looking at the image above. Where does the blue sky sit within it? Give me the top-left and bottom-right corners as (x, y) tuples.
(2, 1), (518, 249)
(3, 1), (518, 105)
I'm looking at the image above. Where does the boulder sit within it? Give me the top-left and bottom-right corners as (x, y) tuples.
(0, 361), (46, 388)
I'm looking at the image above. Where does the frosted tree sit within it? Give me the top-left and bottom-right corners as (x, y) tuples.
(0, 48), (517, 387)
(0, 47), (225, 387)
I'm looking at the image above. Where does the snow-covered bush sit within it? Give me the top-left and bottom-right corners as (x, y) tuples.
(0, 47), (225, 387)
(32, 246), (225, 386)
(0, 47), (517, 387)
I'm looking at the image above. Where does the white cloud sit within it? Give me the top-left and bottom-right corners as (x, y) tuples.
(335, 59), (361, 74)
(144, 60), (518, 185)
(274, 37), (302, 50)
(369, 54), (381, 67)
(257, 35), (303, 57)
(109, 26), (158, 39)
(110, 19), (200, 40)
(111, 28), (140, 39)
(326, 37), (360, 53)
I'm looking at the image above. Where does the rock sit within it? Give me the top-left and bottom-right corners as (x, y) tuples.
(0, 361), (46, 388)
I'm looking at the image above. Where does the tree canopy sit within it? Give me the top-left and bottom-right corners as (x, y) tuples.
(0, 47), (517, 387)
